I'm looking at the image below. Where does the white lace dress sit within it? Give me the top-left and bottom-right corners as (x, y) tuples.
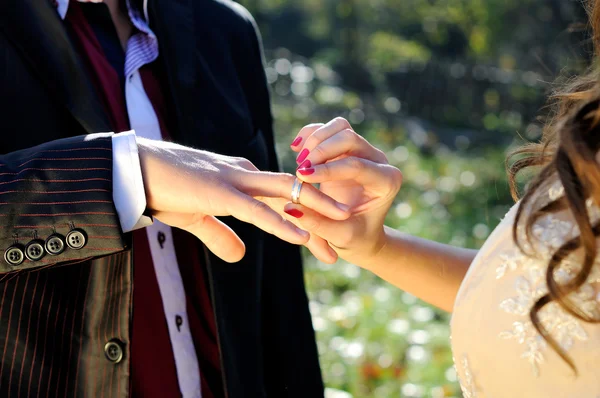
(451, 185), (600, 397)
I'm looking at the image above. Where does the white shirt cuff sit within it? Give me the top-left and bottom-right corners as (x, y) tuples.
(112, 130), (153, 232)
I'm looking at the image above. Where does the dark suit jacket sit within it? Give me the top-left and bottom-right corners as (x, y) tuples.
(0, 0), (324, 397)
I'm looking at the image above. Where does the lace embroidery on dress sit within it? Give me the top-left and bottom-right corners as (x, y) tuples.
(457, 355), (479, 398)
(496, 181), (600, 376)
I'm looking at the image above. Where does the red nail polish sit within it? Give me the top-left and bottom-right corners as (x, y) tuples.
(291, 137), (302, 147)
(297, 149), (309, 164)
(284, 208), (304, 218)
(297, 159), (311, 170)
(298, 168), (315, 176)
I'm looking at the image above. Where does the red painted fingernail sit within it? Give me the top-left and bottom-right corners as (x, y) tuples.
(298, 168), (314, 176)
(296, 149), (309, 164)
(297, 159), (311, 170)
(284, 208), (304, 218)
(291, 137), (302, 147)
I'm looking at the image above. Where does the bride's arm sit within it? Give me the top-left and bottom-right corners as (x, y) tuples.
(368, 226), (476, 312)
(285, 117), (477, 312)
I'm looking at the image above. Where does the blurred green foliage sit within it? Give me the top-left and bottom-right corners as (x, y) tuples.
(236, 0), (589, 396)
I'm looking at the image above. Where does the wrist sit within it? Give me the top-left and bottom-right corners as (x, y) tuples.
(337, 226), (387, 270)
(136, 137), (160, 211)
(362, 227), (388, 270)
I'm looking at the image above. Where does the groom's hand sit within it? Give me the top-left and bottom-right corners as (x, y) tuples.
(136, 138), (351, 262)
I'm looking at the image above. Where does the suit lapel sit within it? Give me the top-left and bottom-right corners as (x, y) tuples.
(0, 0), (112, 133)
(147, 0), (200, 144)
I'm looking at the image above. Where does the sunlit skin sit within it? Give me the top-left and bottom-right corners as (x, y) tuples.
(135, 137), (351, 263)
(286, 117), (477, 312)
(74, 0), (353, 264)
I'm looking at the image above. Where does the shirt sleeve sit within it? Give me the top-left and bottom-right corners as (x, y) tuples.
(112, 130), (153, 232)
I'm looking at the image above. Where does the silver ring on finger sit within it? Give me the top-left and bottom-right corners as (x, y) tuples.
(291, 178), (304, 204)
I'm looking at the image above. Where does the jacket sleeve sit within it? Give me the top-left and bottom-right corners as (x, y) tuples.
(0, 133), (127, 273)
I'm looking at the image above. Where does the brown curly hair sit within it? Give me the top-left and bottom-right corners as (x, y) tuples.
(507, 0), (600, 374)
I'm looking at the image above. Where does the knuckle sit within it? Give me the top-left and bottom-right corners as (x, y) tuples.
(335, 229), (355, 248)
(341, 128), (356, 142)
(191, 212), (208, 225)
(375, 149), (389, 163)
(250, 200), (270, 215)
(233, 157), (255, 169)
(387, 166), (403, 192)
(347, 157), (365, 171)
(334, 117), (351, 130)
(281, 172), (295, 184)
(279, 173), (296, 196)
(316, 189), (332, 203)
(241, 159), (257, 170)
(260, 214), (283, 237)
(272, 214), (290, 236)
(300, 123), (324, 135)
(278, 214), (291, 228)
(303, 217), (321, 233)
(181, 213), (209, 232)
(312, 145), (328, 159)
(303, 135), (317, 150)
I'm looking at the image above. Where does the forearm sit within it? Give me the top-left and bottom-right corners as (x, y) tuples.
(361, 226), (477, 312)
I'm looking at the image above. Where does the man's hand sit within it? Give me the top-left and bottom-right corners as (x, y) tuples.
(136, 138), (350, 263)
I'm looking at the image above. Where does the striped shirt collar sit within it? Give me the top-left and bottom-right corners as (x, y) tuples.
(55, 0), (158, 78)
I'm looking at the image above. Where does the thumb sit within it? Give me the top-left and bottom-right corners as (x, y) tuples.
(153, 211), (246, 263)
(283, 203), (351, 248)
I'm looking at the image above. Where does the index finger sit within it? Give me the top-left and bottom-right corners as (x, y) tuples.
(154, 211), (246, 263)
(225, 189), (311, 245)
(297, 157), (403, 196)
(290, 123), (324, 152)
(295, 117), (352, 165)
(239, 171), (351, 220)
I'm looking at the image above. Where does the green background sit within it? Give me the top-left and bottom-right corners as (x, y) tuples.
(236, 1), (589, 396)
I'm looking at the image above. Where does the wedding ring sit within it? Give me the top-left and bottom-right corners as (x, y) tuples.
(291, 178), (304, 204)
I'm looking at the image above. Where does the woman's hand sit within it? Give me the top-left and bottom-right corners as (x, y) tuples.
(287, 117), (403, 266)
